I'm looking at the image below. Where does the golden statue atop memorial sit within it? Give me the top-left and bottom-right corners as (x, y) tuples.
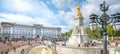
(67, 4), (89, 47)
(76, 4), (81, 16)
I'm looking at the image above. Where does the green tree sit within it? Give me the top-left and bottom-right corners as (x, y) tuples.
(68, 29), (73, 36)
(86, 27), (93, 38)
(106, 25), (116, 37)
(93, 27), (102, 39)
(86, 27), (102, 39)
(61, 29), (73, 38)
(64, 29), (73, 37)
(61, 33), (65, 37)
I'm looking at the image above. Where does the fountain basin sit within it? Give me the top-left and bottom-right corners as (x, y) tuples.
(27, 46), (53, 54)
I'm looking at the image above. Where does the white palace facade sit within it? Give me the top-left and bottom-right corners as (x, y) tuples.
(0, 22), (61, 41)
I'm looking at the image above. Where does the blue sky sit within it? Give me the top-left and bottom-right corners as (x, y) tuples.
(0, 0), (120, 32)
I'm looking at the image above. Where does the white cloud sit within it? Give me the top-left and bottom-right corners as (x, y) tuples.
(50, 0), (77, 32)
(52, 0), (75, 10)
(12, 0), (32, 12)
(0, 13), (50, 26)
(0, 0), (60, 25)
(58, 8), (76, 32)
(52, 0), (66, 10)
(1, 0), (33, 12)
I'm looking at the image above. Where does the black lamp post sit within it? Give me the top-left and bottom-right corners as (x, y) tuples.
(89, 1), (120, 54)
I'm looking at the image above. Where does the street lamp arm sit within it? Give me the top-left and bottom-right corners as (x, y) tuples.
(96, 18), (103, 25)
(107, 17), (114, 24)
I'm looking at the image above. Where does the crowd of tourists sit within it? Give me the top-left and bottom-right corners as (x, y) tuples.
(0, 41), (36, 54)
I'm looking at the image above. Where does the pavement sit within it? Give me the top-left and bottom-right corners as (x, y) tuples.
(8, 45), (30, 54)
(7, 41), (120, 54)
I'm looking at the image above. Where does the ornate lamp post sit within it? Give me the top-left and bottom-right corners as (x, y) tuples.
(89, 1), (120, 54)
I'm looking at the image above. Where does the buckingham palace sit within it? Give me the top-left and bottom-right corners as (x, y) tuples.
(0, 22), (61, 41)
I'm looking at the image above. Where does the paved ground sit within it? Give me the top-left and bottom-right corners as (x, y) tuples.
(7, 41), (120, 54)
(8, 45), (30, 54)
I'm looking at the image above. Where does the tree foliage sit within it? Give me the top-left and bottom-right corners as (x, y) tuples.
(106, 25), (116, 37)
(86, 27), (93, 38)
(62, 24), (118, 39)
(86, 24), (118, 39)
(86, 27), (102, 39)
(65, 29), (73, 37)
(62, 29), (73, 37)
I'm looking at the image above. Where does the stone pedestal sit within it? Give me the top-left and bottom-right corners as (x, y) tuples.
(67, 16), (89, 47)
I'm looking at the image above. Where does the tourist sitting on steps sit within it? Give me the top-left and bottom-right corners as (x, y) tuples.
(78, 44), (80, 47)
(84, 42), (90, 47)
(13, 47), (16, 52)
(21, 49), (24, 54)
(115, 42), (118, 47)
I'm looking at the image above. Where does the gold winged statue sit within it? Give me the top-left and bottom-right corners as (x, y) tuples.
(76, 4), (81, 16)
